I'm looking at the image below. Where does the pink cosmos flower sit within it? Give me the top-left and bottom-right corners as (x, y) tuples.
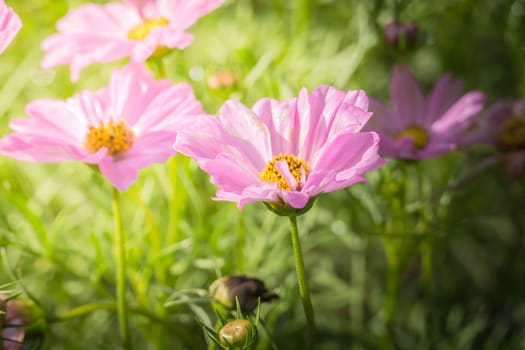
(0, 63), (204, 191)
(468, 99), (525, 180)
(0, 0), (22, 54)
(0, 295), (25, 350)
(366, 65), (485, 160)
(174, 86), (386, 210)
(42, 0), (224, 82)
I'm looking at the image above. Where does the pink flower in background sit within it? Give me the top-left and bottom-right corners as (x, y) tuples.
(41, 0), (224, 81)
(0, 0), (22, 54)
(0, 295), (25, 350)
(0, 63), (204, 191)
(469, 99), (525, 180)
(366, 65), (485, 160)
(174, 86), (386, 210)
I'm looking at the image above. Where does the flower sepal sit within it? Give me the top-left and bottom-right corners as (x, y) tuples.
(263, 197), (316, 217)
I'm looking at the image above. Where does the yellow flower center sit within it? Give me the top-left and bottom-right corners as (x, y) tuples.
(260, 153), (310, 191)
(395, 125), (429, 150)
(127, 17), (170, 41)
(497, 116), (525, 151)
(85, 120), (135, 156)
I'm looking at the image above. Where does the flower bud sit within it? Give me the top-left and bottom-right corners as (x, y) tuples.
(1, 295), (26, 350)
(218, 319), (255, 348)
(383, 21), (419, 48)
(207, 71), (239, 90)
(209, 275), (278, 313)
(0, 294), (45, 350)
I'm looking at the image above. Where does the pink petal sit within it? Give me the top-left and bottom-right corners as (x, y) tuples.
(55, 3), (137, 36)
(0, 0), (21, 54)
(202, 152), (260, 193)
(99, 155), (140, 191)
(366, 98), (402, 134)
(218, 100), (271, 170)
(133, 82), (204, 133)
(296, 86), (372, 161)
(174, 115), (228, 160)
(280, 190), (310, 209)
(415, 138), (455, 159)
(431, 91), (485, 133)
(236, 185), (281, 209)
(424, 73), (464, 125)
(0, 133), (104, 163)
(329, 89), (372, 134)
(376, 134), (414, 159)
(252, 97), (297, 155)
(306, 131), (384, 193)
(276, 159), (298, 190)
(98, 130), (176, 191)
(130, 28), (193, 61)
(390, 65), (425, 127)
(68, 89), (110, 126)
(160, 0), (224, 30)
(107, 63), (158, 125)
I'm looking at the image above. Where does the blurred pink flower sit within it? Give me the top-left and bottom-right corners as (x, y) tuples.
(42, 0), (223, 82)
(0, 63), (203, 191)
(366, 65), (485, 160)
(0, 0), (22, 54)
(174, 86), (386, 210)
(0, 295), (25, 350)
(468, 99), (525, 180)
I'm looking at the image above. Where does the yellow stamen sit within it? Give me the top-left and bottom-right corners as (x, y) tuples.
(260, 153), (310, 191)
(395, 125), (429, 150)
(85, 120), (134, 156)
(127, 17), (169, 41)
(497, 116), (525, 151)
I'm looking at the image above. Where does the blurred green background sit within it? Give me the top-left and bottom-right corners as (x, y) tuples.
(0, 0), (524, 349)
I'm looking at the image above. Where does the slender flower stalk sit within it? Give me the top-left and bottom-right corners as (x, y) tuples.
(112, 187), (132, 350)
(235, 212), (245, 274)
(414, 162), (436, 346)
(289, 215), (316, 349)
(381, 251), (400, 350)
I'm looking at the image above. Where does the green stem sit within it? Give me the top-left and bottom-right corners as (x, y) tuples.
(148, 58), (167, 79)
(381, 220), (401, 350)
(414, 163), (435, 348)
(236, 211), (245, 273)
(47, 302), (178, 326)
(381, 255), (400, 350)
(48, 302), (116, 322)
(288, 215), (316, 349)
(206, 320), (221, 350)
(112, 188), (133, 350)
(167, 156), (181, 246)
